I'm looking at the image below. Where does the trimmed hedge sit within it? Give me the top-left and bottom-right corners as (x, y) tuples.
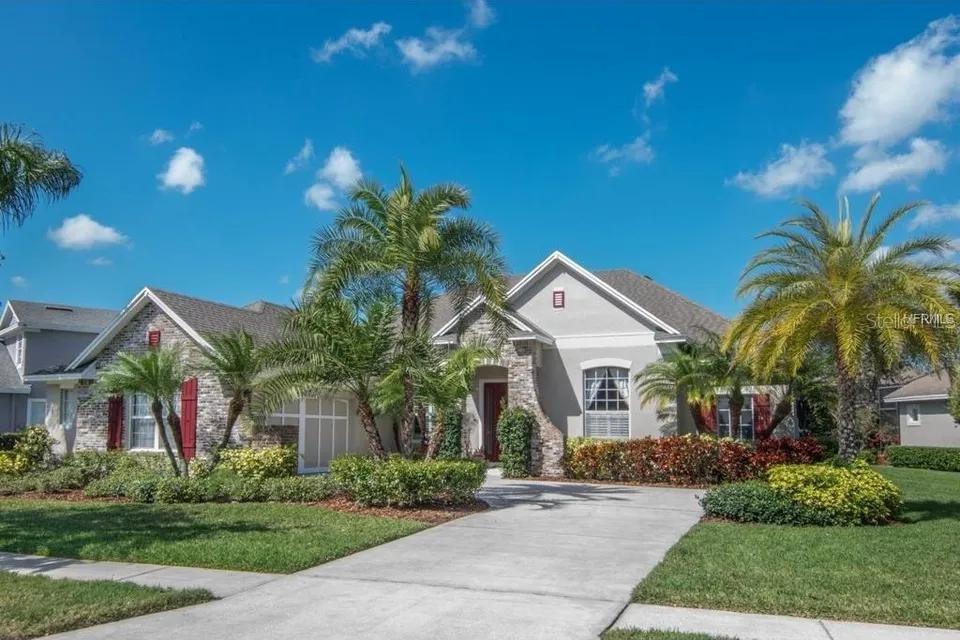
(700, 480), (839, 526)
(497, 407), (534, 478)
(330, 455), (486, 506)
(887, 445), (960, 472)
(564, 435), (826, 485)
(219, 446), (298, 479)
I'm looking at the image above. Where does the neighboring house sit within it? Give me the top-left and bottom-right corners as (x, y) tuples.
(883, 372), (960, 447)
(430, 251), (791, 476)
(33, 287), (392, 471)
(0, 300), (116, 433)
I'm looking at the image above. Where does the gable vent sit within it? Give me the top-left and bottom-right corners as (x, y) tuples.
(552, 289), (565, 309)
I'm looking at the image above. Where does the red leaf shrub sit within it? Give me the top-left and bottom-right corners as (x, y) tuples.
(564, 435), (826, 486)
(864, 430), (899, 453)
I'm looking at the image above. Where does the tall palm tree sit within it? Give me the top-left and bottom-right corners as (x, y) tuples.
(193, 329), (263, 461)
(635, 342), (718, 434)
(726, 196), (960, 459)
(699, 332), (753, 439)
(308, 167), (507, 455)
(257, 296), (394, 459)
(97, 347), (186, 476)
(0, 124), (82, 232)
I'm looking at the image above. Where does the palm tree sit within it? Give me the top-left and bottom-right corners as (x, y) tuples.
(699, 332), (753, 439)
(97, 347), (186, 476)
(635, 342), (717, 434)
(1, 124), (82, 232)
(193, 329), (263, 461)
(726, 196), (960, 459)
(257, 296), (394, 459)
(308, 167), (507, 455)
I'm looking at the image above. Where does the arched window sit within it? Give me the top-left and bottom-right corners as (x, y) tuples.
(583, 366), (629, 438)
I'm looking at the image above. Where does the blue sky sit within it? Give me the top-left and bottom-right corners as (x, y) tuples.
(3, 1), (959, 317)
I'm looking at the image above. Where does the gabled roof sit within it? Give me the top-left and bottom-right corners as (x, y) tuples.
(431, 251), (728, 341)
(0, 347), (29, 393)
(0, 300), (117, 335)
(883, 372), (950, 403)
(68, 287), (289, 370)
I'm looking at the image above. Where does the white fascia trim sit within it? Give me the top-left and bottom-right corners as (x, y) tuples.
(580, 357), (632, 370)
(431, 250), (681, 339)
(508, 334), (555, 345)
(883, 394), (949, 404)
(0, 386), (31, 394)
(655, 335), (687, 344)
(0, 302), (17, 331)
(67, 288), (212, 370)
(23, 372), (91, 383)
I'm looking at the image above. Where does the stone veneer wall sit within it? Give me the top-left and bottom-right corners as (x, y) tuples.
(460, 312), (565, 477)
(74, 302), (232, 456)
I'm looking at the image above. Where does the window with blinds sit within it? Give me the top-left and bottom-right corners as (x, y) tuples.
(583, 366), (630, 438)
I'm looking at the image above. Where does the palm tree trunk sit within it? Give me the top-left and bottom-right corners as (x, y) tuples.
(151, 399), (181, 477)
(398, 274), (421, 456)
(761, 396), (793, 440)
(836, 360), (861, 460)
(689, 402), (708, 434)
(166, 408), (188, 476)
(425, 407), (445, 460)
(357, 399), (387, 460)
(729, 391), (744, 440)
(214, 395), (244, 462)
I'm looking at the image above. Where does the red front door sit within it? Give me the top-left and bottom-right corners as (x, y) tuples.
(483, 382), (508, 461)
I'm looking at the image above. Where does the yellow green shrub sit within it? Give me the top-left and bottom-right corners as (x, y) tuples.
(767, 460), (902, 525)
(219, 446), (297, 479)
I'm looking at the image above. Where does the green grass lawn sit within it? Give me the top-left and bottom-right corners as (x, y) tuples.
(634, 466), (960, 628)
(0, 500), (425, 573)
(604, 632), (735, 640)
(0, 571), (212, 640)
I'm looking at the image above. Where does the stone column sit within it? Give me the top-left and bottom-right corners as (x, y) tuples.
(505, 340), (565, 477)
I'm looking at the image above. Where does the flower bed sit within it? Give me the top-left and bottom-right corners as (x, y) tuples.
(564, 435), (826, 485)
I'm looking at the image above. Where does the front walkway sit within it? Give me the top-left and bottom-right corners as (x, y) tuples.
(614, 604), (960, 640)
(0, 551), (279, 598)
(43, 472), (704, 640)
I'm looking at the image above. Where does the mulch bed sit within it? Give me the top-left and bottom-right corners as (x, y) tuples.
(314, 496), (489, 524)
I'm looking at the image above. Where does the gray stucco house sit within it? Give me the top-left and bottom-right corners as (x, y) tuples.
(0, 300), (116, 432)
(884, 372), (960, 447)
(35, 251), (778, 476)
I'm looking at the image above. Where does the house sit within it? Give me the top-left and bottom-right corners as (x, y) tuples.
(883, 372), (960, 447)
(0, 300), (116, 432)
(34, 287), (393, 471)
(35, 251), (787, 476)
(430, 251), (790, 475)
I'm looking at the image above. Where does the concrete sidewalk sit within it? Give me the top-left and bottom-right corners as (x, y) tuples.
(0, 551), (280, 597)
(613, 604), (960, 640)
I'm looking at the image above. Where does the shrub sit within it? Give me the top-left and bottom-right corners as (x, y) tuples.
(0, 432), (22, 451)
(262, 476), (336, 502)
(701, 480), (838, 526)
(864, 429), (899, 453)
(497, 407), (534, 478)
(437, 410), (464, 460)
(84, 469), (165, 500)
(887, 445), (960, 472)
(752, 437), (826, 470)
(767, 461), (902, 525)
(219, 446), (297, 479)
(188, 456), (215, 479)
(331, 454), (486, 507)
(0, 426), (56, 475)
(30, 467), (86, 493)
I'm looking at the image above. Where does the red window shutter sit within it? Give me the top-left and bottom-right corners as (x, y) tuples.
(148, 330), (161, 348)
(180, 377), (198, 460)
(107, 396), (124, 450)
(754, 393), (772, 438)
(552, 289), (565, 308)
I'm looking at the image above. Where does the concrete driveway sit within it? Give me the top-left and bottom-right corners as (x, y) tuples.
(49, 472), (703, 640)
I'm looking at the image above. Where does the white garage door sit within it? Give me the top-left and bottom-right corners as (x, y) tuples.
(272, 396), (351, 473)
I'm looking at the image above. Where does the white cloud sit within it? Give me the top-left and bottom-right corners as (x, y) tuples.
(188, 121), (203, 134)
(284, 139), (314, 175)
(840, 137), (948, 192)
(158, 147), (205, 194)
(467, 0), (495, 28)
(643, 67), (679, 107)
(910, 201), (960, 229)
(279, 275), (290, 285)
(304, 183), (338, 211)
(728, 142), (835, 198)
(591, 134), (655, 175)
(89, 256), (113, 267)
(48, 214), (127, 250)
(839, 16), (960, 148)
(397, 27), (476, 72)
(319, 146), (361, 190)
(312, 22), (392, 63)
(148, 129), (174, 145)
(10, 276), (27, 288)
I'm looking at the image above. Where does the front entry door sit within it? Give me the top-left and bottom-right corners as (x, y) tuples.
(483, 382), (508, 461)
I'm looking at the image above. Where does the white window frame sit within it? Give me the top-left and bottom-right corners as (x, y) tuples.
(281, 397), (351, 473)
(905, 404), (922, 426)
(125, 392), (179, 451)
(27, 399), (47, 426)
(59, 389), (78, 431)
(717, 395), (755, 441)
(583, 366), (630, 438)
(14, 337), (23, 367)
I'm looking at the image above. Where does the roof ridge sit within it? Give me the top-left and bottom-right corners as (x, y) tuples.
(148, 287), (286, 316)
(7, 299), (116, 314)
(594, 268), (729, 323)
